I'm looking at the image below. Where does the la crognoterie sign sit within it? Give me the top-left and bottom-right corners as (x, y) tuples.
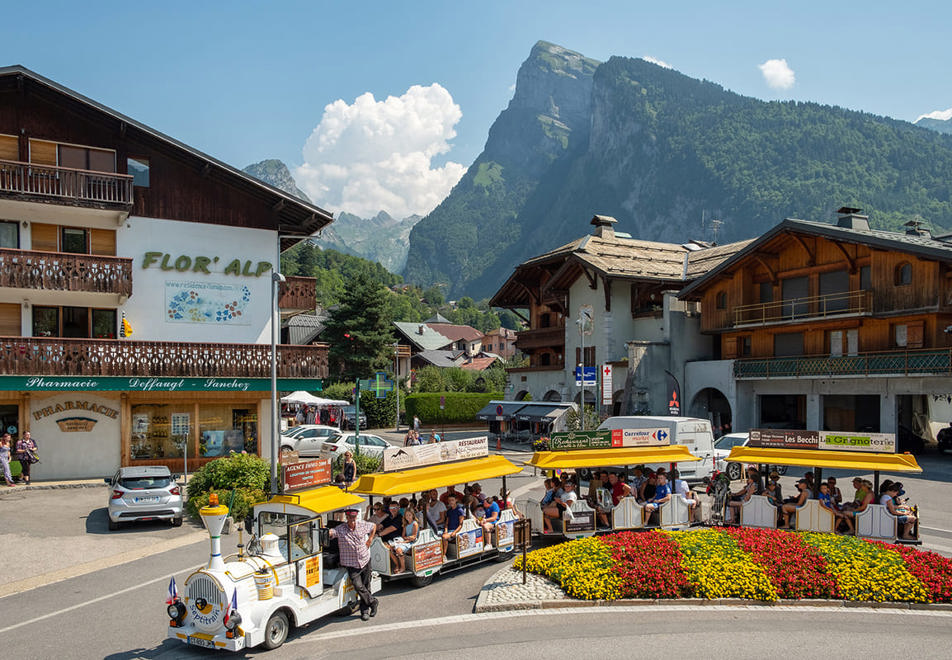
(142, 252), (272, 277)
(748, 429), (896, 454)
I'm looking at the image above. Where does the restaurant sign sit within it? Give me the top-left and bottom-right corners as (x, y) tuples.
(382, 436), (489, 472)
(0, 376), (322, 393)
(283, 458), (332, 492)
(748, 429), (896, 454)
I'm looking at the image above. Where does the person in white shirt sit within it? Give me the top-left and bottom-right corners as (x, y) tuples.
(424, 489), (447, 532)
(671, 469), (699, 522)
(542, 481), (577, 533)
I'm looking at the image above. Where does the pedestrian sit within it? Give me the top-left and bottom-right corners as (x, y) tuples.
(1, 432), (15, 486)
(341, 451), (357, 488)
(413, 415), (420, 432)
(328, 508), (379, 621)
(16, 431), (38, 485)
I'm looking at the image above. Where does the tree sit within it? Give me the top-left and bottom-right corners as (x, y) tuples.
(422, 285), (444, 306)
(323, 272), (393, 382)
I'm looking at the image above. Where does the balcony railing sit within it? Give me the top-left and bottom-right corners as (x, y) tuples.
(0, 337), (328, 378)
(278, 275), (316, 311)
(514, 326), (565, 351)
(0, 159), (134, 208)
(731, 290), (872, 328)
(734, 347), (952, 379)
(0, 248), (133, 296)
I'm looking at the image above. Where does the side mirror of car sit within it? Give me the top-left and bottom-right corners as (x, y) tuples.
(103, 477), (112, 484)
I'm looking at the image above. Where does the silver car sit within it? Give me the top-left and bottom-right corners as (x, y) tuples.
(106, 466), (183, 530)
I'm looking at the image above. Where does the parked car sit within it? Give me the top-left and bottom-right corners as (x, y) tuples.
(279, 425), (342, 454)
(105, 466), (183, 530)
(299, 432), (391, 461)
(713, 432), (787, 480)
(340, 405), (367, 430)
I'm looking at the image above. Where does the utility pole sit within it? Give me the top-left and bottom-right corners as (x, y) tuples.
(393, 342), (401, 432)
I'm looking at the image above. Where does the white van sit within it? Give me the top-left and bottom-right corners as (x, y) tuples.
(596, 416), (716, 482)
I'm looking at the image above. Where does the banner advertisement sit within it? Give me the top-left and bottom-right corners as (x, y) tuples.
(166, 280), (252, 325)
(0, 376), (322, 393)
(412, 541), (443, 573)
(610, 427), (670, 447)
(665, 370), (681, 416)
(549, 430), (613, 450)
(748, 429), (896, 453)
(283, 458), (332, 492)
(496, 520), (514, 547)
(383, 436), (489, 471)
(565, 509), (595, 533)
(456, 527), (484, 558)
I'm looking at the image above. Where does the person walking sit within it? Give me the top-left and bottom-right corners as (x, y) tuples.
(1, 432), (15, 486)
(328, 508), (379, 621)
(413, 415), (420, 433)
(341, 451), (357, 488)
(16, 431), (37, 485)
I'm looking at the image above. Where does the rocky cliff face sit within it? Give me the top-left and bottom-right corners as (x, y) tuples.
(242, 159), (311, 201)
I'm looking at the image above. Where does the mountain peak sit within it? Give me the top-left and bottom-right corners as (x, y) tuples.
(528, 41), (601, 78)
(242, 159), (311, 202)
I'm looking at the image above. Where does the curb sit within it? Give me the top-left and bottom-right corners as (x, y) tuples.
(10, 482), (109, 491)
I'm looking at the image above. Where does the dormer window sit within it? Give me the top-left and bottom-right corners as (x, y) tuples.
(895, 262), (912, 286)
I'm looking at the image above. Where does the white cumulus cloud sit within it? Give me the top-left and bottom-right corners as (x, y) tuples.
(296, 84), (465, 219)
(642, 55), (672, 69)
(917, 107), (952, 122)
(758, 58), (795, 90)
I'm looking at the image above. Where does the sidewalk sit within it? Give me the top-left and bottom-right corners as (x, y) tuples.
(5, 477), (110, 490)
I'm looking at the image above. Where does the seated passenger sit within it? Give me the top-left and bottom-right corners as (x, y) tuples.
(388, 508), (419, 574)
(366, 502), (387, 527)
(764, 480), (781, 507)
(880, 483), (917, 540)
(378, 502), (403, 543)
(471, 483), (487, 505)
(481, 496), (500, 548)
(817, 482), (836, 511)
(727, 472), (759, 522)
(629, 466), (647, 498)
(639, 472), (658, 503)
(826, 477), (842, 506)
(835, 479), (872, 535)
(780, 479), (810, 528)
(841, 477), (868, 510)
(609, 472), (632, 505)
(643, 474), (672, 517)
(424, 489), (446, 532)
(670, 469), (698, 522)
(542, 481), (578, 533)
(441, 495), (466, 557)
(440, 486), (463, 506)
(540, 478), (558, 506)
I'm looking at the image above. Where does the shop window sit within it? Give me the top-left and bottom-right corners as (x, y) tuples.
(130, 403), (192, 460)
(92, 309), (117, 339)
(32, 306), (59, 337)
(200, 404), (258, 457)
(60, 227), (88, 254)
(895, 262), (912, 286)
(0, 220), (19, 249)
(823, 394), (880, 432)
(760, 394), (806, 429)
(127, 156), (150, 187)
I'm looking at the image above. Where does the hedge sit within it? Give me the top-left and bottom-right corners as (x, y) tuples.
(404, 392), (503, 425)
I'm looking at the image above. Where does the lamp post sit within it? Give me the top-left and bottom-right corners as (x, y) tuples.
(269, 269), (285, 497)
(393, 342), (401, 432)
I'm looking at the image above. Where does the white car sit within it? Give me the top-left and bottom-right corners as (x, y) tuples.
(714, 432), (787, 480)
(299, 432), (392, 460)
(279, 425), (342, 454)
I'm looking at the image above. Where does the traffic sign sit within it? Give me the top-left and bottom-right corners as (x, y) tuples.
(574, 366), (597, 386)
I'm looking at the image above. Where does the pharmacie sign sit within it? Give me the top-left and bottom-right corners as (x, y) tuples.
(749, 429), (896, 453)
(549, 428), (670, 450)
(0, 376), (323, 393)
(33, 399), (120, 432)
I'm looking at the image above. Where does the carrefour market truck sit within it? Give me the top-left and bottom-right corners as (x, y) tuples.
(597, 416), (716, 481)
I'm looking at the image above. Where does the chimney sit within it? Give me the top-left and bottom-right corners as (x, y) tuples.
(903, 218), (932, 238)
(418, 325), (424, 335)
(836, 207), (870, 231)
(590, 214), (618, 239)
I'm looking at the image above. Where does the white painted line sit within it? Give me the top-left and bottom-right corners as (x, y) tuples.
(286, 604), (952, 645)
(0, 563), (203, 635)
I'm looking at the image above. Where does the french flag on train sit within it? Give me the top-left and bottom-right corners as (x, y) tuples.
(224, 589), (237, 626)
(166, 577), (179, 604)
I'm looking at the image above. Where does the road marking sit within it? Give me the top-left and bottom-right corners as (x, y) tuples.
(286, 604), (952, 646)
(0, 563), (203, 635)
(0, 530), (206, 600)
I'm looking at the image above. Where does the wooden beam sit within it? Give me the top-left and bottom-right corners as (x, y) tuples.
(513, 280), (540, 306)
(511, 308), (530, 325)
(583, 267), (597, 290)
(754, 256), (778, 284)
(201, 162), (212, 177)
(272, 198), (286, 212)
(791, 234), (815, 266)
(119, 121), (127, 138)
(603, 275), (612, 312)
(831, 241), (857, 273)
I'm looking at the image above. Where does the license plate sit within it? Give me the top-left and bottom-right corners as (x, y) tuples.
(188, 636), (216, 649)
(134, 496), (159, 503)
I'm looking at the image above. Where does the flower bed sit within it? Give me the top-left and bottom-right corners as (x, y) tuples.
(514, 528), (952, 604)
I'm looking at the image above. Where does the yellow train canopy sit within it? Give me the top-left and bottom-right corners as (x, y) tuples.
(726, 446), (922, 473)
(261, 486), (366, 517)
(527, 445), (700, 470)
(350, 455), (522, 497)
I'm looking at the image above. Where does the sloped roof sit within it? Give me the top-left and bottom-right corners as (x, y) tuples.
(425, 313), (451, 323)
(679, 218), (952, 299)
(393, 322), (453, 351)
(414, 349), (464, 368)
(426, 322), (483, 343)
(460, 356), (499, 371)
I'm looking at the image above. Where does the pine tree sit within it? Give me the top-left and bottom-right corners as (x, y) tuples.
(323, 272), (393, 382)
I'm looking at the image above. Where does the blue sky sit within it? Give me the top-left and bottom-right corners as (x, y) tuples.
(3, 1), (950, 217)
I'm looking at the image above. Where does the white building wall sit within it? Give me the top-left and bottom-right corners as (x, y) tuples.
(117, 217), (277, 344)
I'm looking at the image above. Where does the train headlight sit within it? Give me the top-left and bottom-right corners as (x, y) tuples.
(167, 601), (186, 623)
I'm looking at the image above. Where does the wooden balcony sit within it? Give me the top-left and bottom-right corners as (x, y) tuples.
(728, 290), (872, 329)
(0, 248), (133, 296)
(278, 275), (316, 311)
(0, 159), (134, 209)
(0, 337), (328, 378)
(514, 326), (565, 351)
(734, 347), (952, 379)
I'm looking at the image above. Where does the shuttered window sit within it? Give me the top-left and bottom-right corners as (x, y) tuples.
(0, 134), (18, 161)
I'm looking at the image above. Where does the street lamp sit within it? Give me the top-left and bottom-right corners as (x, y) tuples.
(270, 269), (286, 496)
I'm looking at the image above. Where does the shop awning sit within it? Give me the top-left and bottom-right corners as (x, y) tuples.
(475, 401), (527, 421)
(515, 404), (565, 423)
(527, 445), (701, 470)
(350, 455), (522, 496)
(265, 486), (365, 515)
(726, 447), (922, 473)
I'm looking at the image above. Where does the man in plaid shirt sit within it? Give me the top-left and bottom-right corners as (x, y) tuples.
(329, 508), (378, 620)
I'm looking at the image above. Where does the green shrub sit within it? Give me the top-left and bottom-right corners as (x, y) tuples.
(333, 452), (381, 477)
(187, 487), (267, 521)
(321, 381), (355, 403)
(357, 387), (397, 428)
(186, 453), (270, 520)
(404, 392), (502, 425)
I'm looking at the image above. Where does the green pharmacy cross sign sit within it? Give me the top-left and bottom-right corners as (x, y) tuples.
(360, 372), (394, 399)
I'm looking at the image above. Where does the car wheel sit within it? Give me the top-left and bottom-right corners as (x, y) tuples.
(776, 465), (788, 476)
(726, 462), (742, 481)
(262, 610), (289, 650)
(108, 519), (120, 531)
(411, 574), (434, 588)
(171, 517), (183, 527)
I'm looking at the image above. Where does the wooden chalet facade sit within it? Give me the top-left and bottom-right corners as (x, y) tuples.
(0, 66), (333, 479)
(679, 208), (952, 441)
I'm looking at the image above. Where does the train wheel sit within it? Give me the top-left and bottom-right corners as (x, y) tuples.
(411, 574), (434, 588)
(263, 611), (289, 650)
